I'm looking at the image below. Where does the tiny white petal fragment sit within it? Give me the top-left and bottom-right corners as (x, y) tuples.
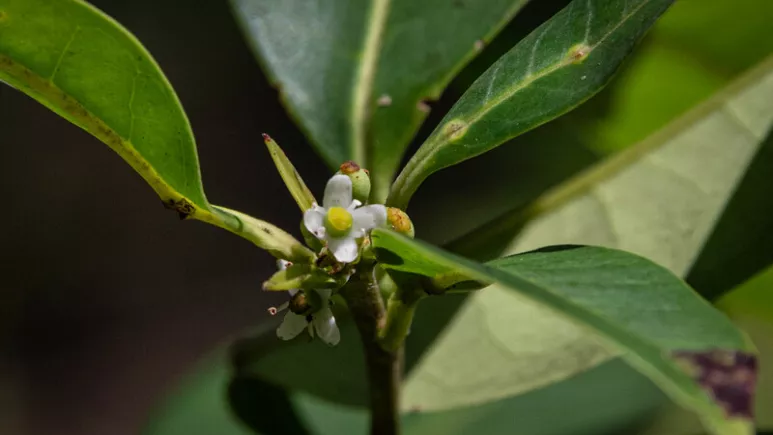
(323, 175), (353, 208)
(328, 237), (359, 263)
(313, 307), (340, 346)
(277, 312), (308, 340)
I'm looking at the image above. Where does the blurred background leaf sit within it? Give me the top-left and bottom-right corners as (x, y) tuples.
(229, 0), (530, 199)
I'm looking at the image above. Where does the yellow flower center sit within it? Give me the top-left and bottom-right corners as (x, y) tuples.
(324, 207), (353, 237)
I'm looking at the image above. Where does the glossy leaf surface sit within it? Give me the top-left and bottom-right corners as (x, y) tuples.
(388, 0), (674, 208)
(373, 230), (755, 433)
(229, 0), (529, 199)
(0, 0), (206, 207)
(0, 0), (314, 261)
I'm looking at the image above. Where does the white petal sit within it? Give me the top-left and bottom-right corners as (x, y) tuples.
(303, 206), (326, 239)
(323, 175), (353, 209)
(276, 259), (292, 271)
(350, 205), (387, 237)
(276, 312), (308, 340)
(313, 307), (340, 346)
(328, 237), (358, 263)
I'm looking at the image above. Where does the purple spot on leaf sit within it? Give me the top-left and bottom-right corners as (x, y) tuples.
(673, 349), (758, 419)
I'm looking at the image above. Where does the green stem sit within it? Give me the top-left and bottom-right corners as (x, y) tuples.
(379, 285), (424, 352)
(340, 265), (401, 435)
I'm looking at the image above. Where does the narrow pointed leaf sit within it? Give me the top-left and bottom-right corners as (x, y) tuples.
(388, 0), (675, 208)
(0, 0), (313, 260)
(372, 229), (756, 434)
(263, 263), (313, 291)
(264, 134), (316, 212)
(452, 55), (773, 285)
(229, 0), (530, 200)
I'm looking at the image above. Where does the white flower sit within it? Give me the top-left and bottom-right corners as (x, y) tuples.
(303, 174), (386, 263)
(270, 260), (340, 346)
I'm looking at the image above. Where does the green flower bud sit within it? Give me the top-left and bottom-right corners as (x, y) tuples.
(337, 161), (371, 203)
(289, 291), (311, 315)
(387, 207), (414, 238)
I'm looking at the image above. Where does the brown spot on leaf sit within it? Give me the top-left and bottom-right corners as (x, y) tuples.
(442, 119), (468, 141)
(474, 40), (485, 52)
(566, 43), (592, 64)
(673, 349), (758, 419)
(417, 100), (431, 114)
(163, 198), (196, 220)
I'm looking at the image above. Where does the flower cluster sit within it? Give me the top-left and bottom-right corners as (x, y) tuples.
(271, 260), (340, 345)
(267, 170), (388, 346)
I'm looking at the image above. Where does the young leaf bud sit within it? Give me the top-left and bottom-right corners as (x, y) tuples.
(387, 207), (415, 238)
(337, 161), (371, 203)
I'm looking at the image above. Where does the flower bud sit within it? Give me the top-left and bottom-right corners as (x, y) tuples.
(337, 161), (371, 203)
(387, 207), (414, 238)
(289, 291), (311, 315)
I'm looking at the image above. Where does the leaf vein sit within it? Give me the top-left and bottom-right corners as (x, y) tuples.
(49, 26), (81, 83)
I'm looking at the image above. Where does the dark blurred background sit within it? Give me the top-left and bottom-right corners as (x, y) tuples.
(2, 0), (772, 434)
(1, 1), (332, 433)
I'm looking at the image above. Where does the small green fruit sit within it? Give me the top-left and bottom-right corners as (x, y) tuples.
(337, 161), (371, 203)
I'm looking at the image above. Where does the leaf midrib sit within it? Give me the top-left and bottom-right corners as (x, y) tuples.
(389, 0), (656, 207)
(351, 0), (392, 165)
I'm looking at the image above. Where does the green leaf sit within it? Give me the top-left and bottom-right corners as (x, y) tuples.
(391, 56), (773, 422)
(409, 0), (773, 246)
(372, 229), (756, 434)
(387, 0), (675, 209)
(685, 126), (773, 301)
(149, 347), (665, 435)
(0, 0), (206, 208)
(229, 0), (530, 200)
(717, 267), (773, 430)
(263, 134), (316, 212)
(450, 55), (773, 285)
(145, 348), (312, 435)
(0, 0), (314, 261)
